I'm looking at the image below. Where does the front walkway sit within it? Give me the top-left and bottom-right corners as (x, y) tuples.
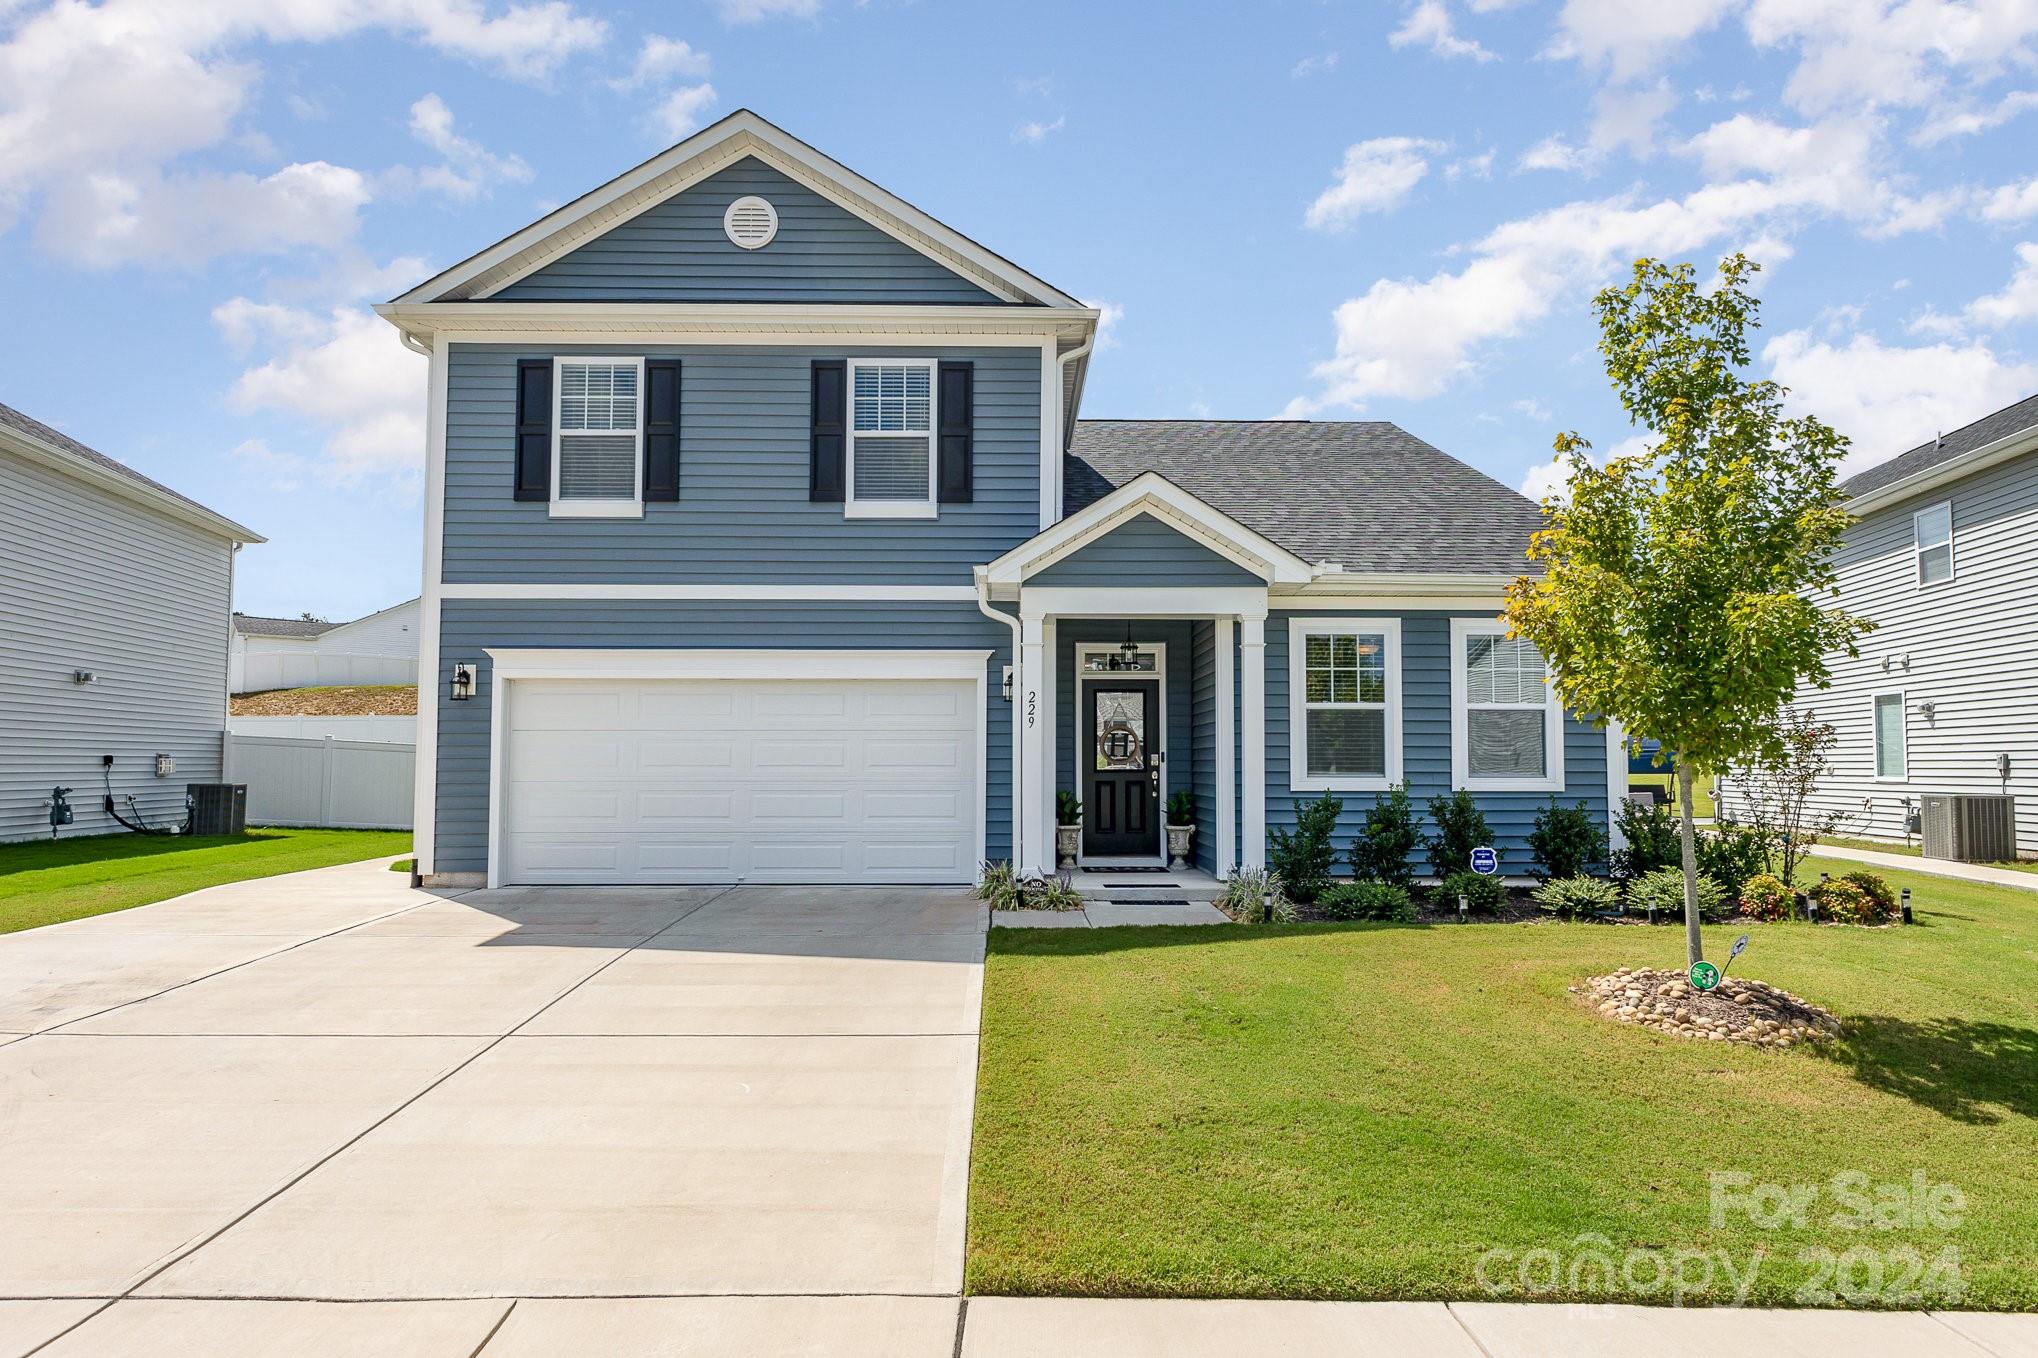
(1818, 843), (2038, 891)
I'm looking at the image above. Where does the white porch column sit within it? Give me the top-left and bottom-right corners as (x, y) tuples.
(1214, 616), (1236, 876)
(1042, 618), (1057, 864)
(1020, 611), (1050, 875)
(1240, 612), (1267, 870)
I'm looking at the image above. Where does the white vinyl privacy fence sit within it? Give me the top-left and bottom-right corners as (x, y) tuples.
(224, 734), (414, 830)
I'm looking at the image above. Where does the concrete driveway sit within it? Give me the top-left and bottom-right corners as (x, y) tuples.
(0, 858), (983, 1356)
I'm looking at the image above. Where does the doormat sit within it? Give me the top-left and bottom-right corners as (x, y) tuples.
(1107, 898), (1191, 907)
(1086, 865), (1172, 874)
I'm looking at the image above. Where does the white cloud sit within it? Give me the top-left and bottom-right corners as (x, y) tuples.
(1913, 89), (2038, 144)
(1519, 453), (1578, 502)
(1512, 397), (1554, 422)
(1292, 51), (1341, 77)
(1546, 0), (1735, 80)
(402, 93), (531, 200)
(1590, 80), (1677, 156)
(1960, 242), (2038, 329)
(231, 437), (313, 492)
(1517, 135), (1592, 173)
(37, 161), (369, 268)
(1445, 149), (1496, 181)
(1745, 0), (2038, 116)
(650, 83), (718, 141)
(716, 0), (820, 22)
(1980, 177), (2038, 223)
(1013, 116), (1066, 145)
(1765, 328), (2038, 474)
(612, 34), (711, 89)
(1305, 137), (1444, 229)
(1089, 300), (1124, 350)
(1390, 1), (1498, 63)
(218, 302), (428, 486)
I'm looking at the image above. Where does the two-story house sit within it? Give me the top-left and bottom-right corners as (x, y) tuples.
(1775, 393), (2038, 858)
(378, 111), (1617, 889)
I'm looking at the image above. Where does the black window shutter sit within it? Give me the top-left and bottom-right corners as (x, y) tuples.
(937, 361), (974, 503)
(810, 360), (846, 502)
(643, 359), (681, 502)
(513, 359), (552, 502)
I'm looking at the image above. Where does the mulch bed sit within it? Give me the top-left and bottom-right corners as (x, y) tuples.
(231, 685), (418, 717)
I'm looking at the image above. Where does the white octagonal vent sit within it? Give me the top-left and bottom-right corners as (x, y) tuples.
(723, 195), (779, 249)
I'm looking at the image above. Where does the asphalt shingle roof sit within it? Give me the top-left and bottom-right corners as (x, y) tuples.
(0, 400), (257, 540)
(1842, 392), (2038, 500)
(1066, 420), (1544, 575)
(232, 613), (336, 638)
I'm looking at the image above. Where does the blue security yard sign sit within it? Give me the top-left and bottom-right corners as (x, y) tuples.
(1469, 846), (1499, 876)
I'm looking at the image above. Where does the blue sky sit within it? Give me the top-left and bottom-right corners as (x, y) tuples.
(4, 0), (2037, 620)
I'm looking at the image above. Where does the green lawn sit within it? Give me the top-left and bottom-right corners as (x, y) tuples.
(1819, 834), (2038, 874)
(0, 829), (413, 933)
(970, 853), (2038, 1309)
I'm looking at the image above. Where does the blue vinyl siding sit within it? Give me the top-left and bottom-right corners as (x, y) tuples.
(433, 600), (1013, 876)
(1264, 610), (1608, 879)
(442, 342), (1040, 585)
(1029, 513), (1264, 587)
(494, 157), (1002, 305)
(1053, 622), (1194, 858)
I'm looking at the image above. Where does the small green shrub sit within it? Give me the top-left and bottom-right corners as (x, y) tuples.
(1738, 873), (1795, 921)
(1530, 875), (1621, 918)
(1025, 872), (1086, 912)
(1348, 783), (1420, 888)
(1527, 799), (1607, 881)
(1626, 867), (1728, 922)
(976, 860), (1019, 911)
(1055, 791), (1082, 827)
(1426, 790), (1494, 881)
(1610, 799), (1680, 881)
(1268, 792), (1343, 903)
(1809, 875), (1889, 925)
(1841, 870), (1897, 921)
(1318, 881), (1415, 923)
(1696, 818), (1770, 898)
(1166, 790), (1196, 826)
(1437, 869), (1507, 914)
(1220, 866), (1297, 924)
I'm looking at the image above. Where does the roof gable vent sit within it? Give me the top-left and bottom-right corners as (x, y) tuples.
(723, 195), (779, 249)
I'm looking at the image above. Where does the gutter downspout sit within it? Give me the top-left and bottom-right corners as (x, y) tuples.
(974, 566), (1024, 870)
(1055, 334), (1096, 511)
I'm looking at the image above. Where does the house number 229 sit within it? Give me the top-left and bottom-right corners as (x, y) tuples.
(1026, 691), (1037, 728)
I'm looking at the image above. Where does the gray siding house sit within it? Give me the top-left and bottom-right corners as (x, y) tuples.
(0, 403), (261, 842)
(378, 110), (1617, 888)
(1781, 394), (2038, 857)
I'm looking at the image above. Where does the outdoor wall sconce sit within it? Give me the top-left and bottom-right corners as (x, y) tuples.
(450, 662), (477, 701)
(1001, 664), (1013, 702)
(71, 669), (95, 685)
(1918, 700), (1936, 722)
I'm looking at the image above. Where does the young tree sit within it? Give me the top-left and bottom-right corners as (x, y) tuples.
(1721, 706), (1847, 885)
(1504, 255), (1869, 966)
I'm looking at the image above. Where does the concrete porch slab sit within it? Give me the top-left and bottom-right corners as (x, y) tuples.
(1083, 900), (1231, 926)
(959, 1297), (1482, 1357)
(992, 908), (1091, 927)
(483, 1296), (961, 1357)
(34, 1299), (510, 1358)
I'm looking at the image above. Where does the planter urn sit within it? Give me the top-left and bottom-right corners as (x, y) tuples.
(1166, 823), (1194, 872)
(1056, 824), (1081, 869)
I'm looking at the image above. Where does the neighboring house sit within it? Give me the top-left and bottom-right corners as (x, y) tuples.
(0, 402), (262, 842)
(1774, 393), (2038, 857)
(229, 597), (420, 693)
(376, 110), (1617, 888)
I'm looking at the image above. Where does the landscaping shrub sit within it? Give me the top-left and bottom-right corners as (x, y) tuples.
(1842, 870), (1898, 920)
(1696, 816), (1770, 898)
(1220, 866), (1297, 924)
(1318, 881), (1416, 923)
(1055, 791), (1082, 826)
(1268, 792), (1343, 903)
(1527, 799), (1608, 881)
(1426, 790), (1494, 882)
(1437, 869), (1507, 914)
(1610, 798), (1680, 881)
(975, 860), (1019, 911)
(1626, 866), (1728, 922)
(1166, 790), (1195, 825)
(1809, 874), (1891, 925)
(1531, 875), (1621, 918)
(1347, 784), (1420, 888)
(1738, 872), (1795, 921)
(1025, 872), (1086, 912)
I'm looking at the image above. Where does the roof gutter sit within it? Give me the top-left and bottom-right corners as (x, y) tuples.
(1057, 331), (1096, 454)
(0, 425), (263, 545)
(1847, 422), (2038, 515)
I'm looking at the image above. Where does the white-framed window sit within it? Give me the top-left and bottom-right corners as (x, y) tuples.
(845, 358), (937, 519)
(1873, 691), (1907, 781)
(1913, 501), (1953, 586)
(1288, 617), (1401, 792)
(552, 356), (644, 519)
(1450, 618), (1564, 791)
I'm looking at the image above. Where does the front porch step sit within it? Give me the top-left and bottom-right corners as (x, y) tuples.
(1064, 868), (1224, 907)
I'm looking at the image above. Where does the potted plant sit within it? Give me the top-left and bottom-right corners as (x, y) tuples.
(1055, 791), (1082, 869)
(1166, 790), (1196, 871)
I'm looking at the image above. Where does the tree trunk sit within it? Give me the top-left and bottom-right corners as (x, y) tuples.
(1677, 761), (1704, 967)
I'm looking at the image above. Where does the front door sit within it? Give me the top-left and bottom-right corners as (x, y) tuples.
(1082, 680), (1160, 858)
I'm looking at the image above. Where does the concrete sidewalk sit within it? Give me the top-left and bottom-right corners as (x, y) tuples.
(1815, 843), (2038, 892)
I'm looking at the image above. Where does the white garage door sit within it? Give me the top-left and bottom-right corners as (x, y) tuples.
(501, 676), (980, 885)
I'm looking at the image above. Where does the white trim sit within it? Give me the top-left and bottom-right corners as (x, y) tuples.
(549, 355), (645, 519)
(1873, 690), (1909, 783)
(1271, 589), (1509, 613)
(1073, 640), (1170, 863)
(380, 311), (1091, 346)
(844, 357), (939, 519)
(1605, 718), (1629, 852)
(1912, 499), (1954, 587)
(483, 647), (990, 681)
(1240, 615), (1267, 870)
(1277, 571), (1519, 598)
(1215, 616), (1236, 876)
(1039, 339), (1058, 532)
(391, 112), (1084, 308)
(1846, 421), (2038, 515)
(1286, 616), (1403, 794)
(1042, 619), (1057, 860)
(413, 341), (450, 876)
(1018, 586), (1270, 620)
(985, 471), (1314, 587)
(1449, 617), (1565, 793)
(0, 421), (263, 545)
(1019, 614), (1050, 875)
(438, 583), (979, 601)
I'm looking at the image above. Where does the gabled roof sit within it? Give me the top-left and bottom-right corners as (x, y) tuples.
(393, 109), (1082, 309)
(233, 613), (335, 638)
(1842, 391), (2038, 509)
(1067, 420), (1542, 576)
(0, 401), (262, 544)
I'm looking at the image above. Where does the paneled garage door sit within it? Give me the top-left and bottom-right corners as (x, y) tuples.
(501, 677), (981, 885)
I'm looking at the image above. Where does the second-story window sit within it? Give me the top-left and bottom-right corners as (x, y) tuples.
(846, 359), (937, 519)
(1914, 501), (1953, 586)
(553, 357), (643, 519)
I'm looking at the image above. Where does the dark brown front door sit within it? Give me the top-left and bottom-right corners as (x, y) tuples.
(1082, 680), (1160, 858)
